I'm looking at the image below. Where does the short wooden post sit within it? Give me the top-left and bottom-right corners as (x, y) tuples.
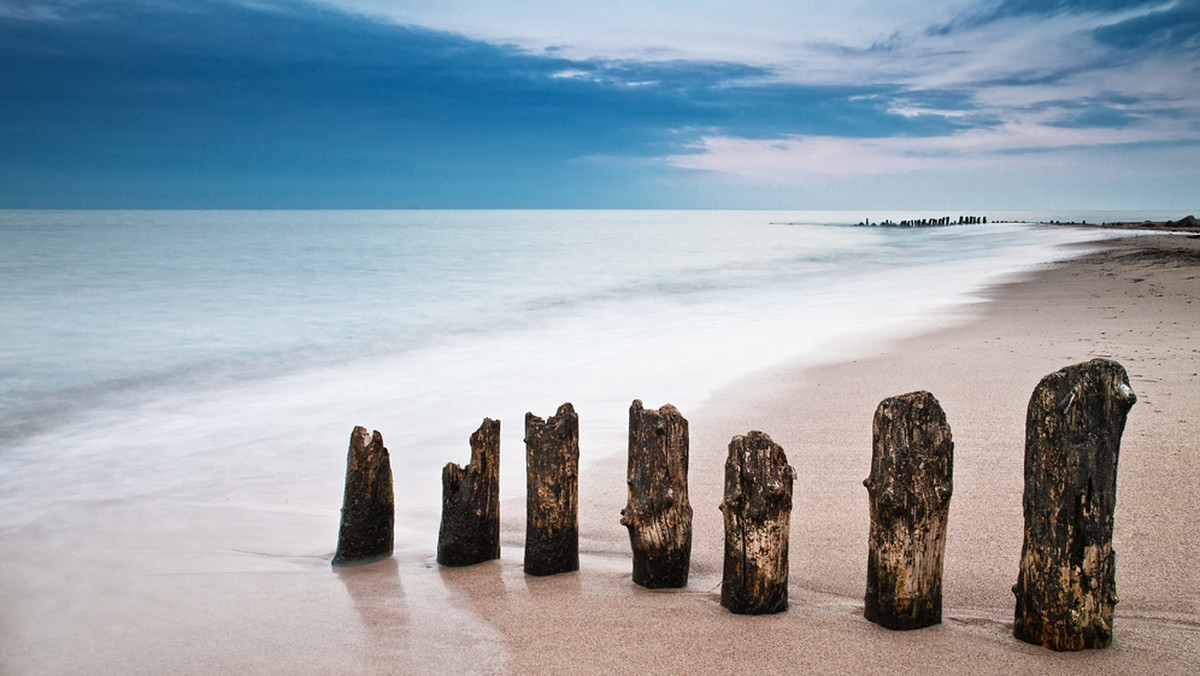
(620, 400), (692, 588)
(437, 418), (501, 567)
(1014, 359), (1136, 650)
(332, 426), (394, 566)
(524, 403), (580, 576)
(863, 391), (954, 630)
(719, 431), (795, 615)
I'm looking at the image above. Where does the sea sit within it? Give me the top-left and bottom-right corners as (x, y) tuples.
(0, 209), (1167, 552)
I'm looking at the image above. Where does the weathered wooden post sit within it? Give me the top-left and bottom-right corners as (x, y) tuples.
(332, 426), (394, 566)
(720, 431), (795, 614)
(437, 418), (501, 567)
(863, 391), (954, 630)
(620, 400), (692, 588)
(1014, 359), (1136, 650)
(524, 403), (580, 576)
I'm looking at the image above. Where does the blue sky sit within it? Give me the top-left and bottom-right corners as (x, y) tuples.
(1, 0), (1197, 209)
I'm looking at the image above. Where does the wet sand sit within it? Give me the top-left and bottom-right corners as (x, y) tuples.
(3, 233), (1198, 674)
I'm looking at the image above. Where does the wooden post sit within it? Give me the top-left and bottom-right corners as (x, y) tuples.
(332, 427), (394, 566)
(719, 431), (795, 615)
(524, 403), (580, 576)
(1014, 359), (1137, 650)
(620, 400), (692, 589)
(437, 418), (501, 567)
(863, 391), (954, 630)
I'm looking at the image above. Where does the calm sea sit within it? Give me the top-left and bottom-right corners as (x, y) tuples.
(0, 209), (1152, 548)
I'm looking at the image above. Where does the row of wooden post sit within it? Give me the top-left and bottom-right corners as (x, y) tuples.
(332, 358), (1136, 652)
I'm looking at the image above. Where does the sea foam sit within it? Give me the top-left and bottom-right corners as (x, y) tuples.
(0, 209), (1133, 547)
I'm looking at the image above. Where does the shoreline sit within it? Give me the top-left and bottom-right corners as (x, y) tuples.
(467, 232), (1200, 673)
(3, 233), (1198, 674)
(1042, 216), (1198, 232)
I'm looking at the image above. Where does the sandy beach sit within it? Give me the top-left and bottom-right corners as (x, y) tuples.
(2, 231), (1198, 674)
(456, 231), (1200, 675)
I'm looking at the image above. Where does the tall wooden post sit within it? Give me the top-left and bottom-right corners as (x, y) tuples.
(720, 431), (795, 615)
(333, 426), (394, 566)
(524, 403), (580, 577)
(620, 400), (692, 589)
(863, 391), (954, 630)
(1014, 359), (1136, 650)
(437, 418), (501, 567)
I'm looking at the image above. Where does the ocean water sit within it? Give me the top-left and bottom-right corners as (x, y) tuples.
(0, 209), (1148, 549)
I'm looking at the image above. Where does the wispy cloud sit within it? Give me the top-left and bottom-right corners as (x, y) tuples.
(669, 117), (1193, 181)
(304, 0), (972, 64)
(653, 0), (1200, 197)
(958, 0), (1177, 31)
(1093, 0), (1200, 50)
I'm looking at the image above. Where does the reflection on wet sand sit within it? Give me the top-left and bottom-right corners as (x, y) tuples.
(334, 557), (409, 670)
(336, 554), (511, 673)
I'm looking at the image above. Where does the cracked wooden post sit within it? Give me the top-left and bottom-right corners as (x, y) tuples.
(332, 426), (394, 566)
(1014, 359), (1137, 650)
(720, 431), (795, 615)
(863, 391), (954, 630)
(437, 418), (501, 567)
(524, 403), (580, 576)
(620, 400), (692, 589)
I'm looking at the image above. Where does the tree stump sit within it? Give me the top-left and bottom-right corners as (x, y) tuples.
(719, 431), (795, 615)
(863, 391), (954, 630)
(620, 400), (692, 589)
(437, 418), (501, 567)
(524, 403), (580, 576)
(332, 427), (394, 566)
(1014, 358), (1137, 650)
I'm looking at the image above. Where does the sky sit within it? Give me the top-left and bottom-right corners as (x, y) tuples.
(0, 0), (1197, 209)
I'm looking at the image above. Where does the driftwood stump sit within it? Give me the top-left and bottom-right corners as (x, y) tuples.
(620, 400), (692, 588)
(524, 403), (580, 576)
(863, 391), (954, 630)
(333, 427), (394, 566)
(1014, 358), (1136, 650)
(437, 418), (501, 567)
(720, 431), (795, 615)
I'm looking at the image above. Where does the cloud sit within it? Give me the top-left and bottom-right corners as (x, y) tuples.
(0, 0), (972, 206)
(1042, 101), (1143, 129)
(2, 0), (1198, 208)
(1093, 0), (1200, 50)
(929, 0), (1173, 34)
(299, 0), (976, 65)
(666, 115), (1198, 183)
(0, 4), (978, 164)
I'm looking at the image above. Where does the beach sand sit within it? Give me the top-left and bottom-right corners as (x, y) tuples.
(2, 232), (1198, 674)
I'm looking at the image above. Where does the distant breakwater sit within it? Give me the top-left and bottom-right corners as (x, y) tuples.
(857, 215), (987, 227)
(1042, 215), (1197, 232)
(771, 215), (990, 228)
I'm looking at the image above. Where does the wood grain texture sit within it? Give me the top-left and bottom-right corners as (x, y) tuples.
(1014, 359), (1136, 650)
(621, 400), (692, 589)
(524, 403), (580, 577)
(333, 427), (394, 566)
(720, 431), (795, 615)
(863, 390), (953, 630)
(437, 418), (501, 567)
